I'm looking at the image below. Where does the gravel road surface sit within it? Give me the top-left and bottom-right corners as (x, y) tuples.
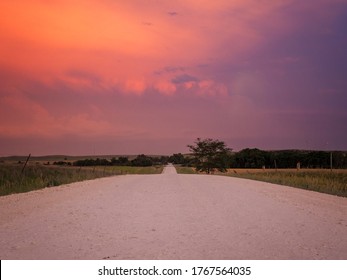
(0, 165), (346, 259)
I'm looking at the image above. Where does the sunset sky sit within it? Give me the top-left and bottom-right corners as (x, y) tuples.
(1, 0), (347, 155)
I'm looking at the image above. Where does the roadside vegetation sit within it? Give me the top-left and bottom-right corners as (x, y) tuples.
(177, 138), (347, 197)
(175, 166), (198, 174)
(1, 139), (347, 197)
(175, 166), (347, 197)
(0, 161), (163, 196)
(226, 169), (347, 197)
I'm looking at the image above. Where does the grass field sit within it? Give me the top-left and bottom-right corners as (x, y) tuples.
(2, 158), (346, 197)
(176, 166), (347, 197)
(0, 163), (163, 196)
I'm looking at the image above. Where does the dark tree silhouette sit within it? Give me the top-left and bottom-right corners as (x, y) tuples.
(188, 138), (231, 174)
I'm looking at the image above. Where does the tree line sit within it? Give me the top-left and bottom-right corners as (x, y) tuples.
(73, 154), (169, 167)
(69, 149), (347, 169)
(59, 138), (347, 171)
(185, 138), (347, 172)
(230, 148), (347, 169)
(72, 153), (193, 167)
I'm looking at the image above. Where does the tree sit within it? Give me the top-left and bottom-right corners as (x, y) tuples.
(233, 148), (269, 168)
(169, 153), (186, 164)
(130, 154), (153, 166)
(187, 138), (231, 174)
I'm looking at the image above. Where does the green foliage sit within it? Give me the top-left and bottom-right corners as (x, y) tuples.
(230, 149), (347, 169)
(73, 155), (169, 167)
(169, 153), (186, 164)
(111, 156), (129, 165)
(111, 165), (164, 174)
(188, 138), (232, 174)
(130, 154), (153, 166)
(233, 148), (268, 168)
(175, 166), (199, 174)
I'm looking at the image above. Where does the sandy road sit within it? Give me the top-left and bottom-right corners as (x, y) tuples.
(0, 164), (346, 260)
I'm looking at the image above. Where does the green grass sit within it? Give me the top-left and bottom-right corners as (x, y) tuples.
(176, 166), (347, 197)
(93, 165), (164, 175)
(0, 164), (163, 196)
(174, 166), (198, 174)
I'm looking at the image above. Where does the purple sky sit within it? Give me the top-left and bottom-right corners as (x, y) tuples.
(1, 0), (347, 155)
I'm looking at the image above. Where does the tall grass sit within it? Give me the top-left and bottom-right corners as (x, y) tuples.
(0, 164), (163, 196)
(176, 166), (347, 197)
(226, 169), (347, 197)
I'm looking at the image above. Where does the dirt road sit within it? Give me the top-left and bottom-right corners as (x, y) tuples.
(0, 165), (346, 259)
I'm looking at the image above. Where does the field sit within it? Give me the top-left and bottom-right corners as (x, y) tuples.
(0, 160), (163, 196)
(176, 166), (347, 197)
(2, 155), (346, 198)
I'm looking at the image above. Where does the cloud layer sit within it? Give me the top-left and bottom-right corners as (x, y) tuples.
(1, 0), (347, 155)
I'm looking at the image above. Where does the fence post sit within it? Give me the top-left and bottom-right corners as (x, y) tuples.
(21, 153), (31, 174)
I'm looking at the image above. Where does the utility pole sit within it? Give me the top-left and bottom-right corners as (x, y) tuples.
(330, 151), (333, 172)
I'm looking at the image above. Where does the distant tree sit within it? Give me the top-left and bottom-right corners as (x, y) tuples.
(111, 156), (129, 166)
(151, 156), (169, 165)
(187, 138), (231, 174)
(73, 158), (110, 166)
(169, 153), (186, 164)
(130, 154), (153, 166)
(233, 148), (269, 168)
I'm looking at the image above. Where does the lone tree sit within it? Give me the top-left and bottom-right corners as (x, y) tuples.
(187, 138), (231, 174)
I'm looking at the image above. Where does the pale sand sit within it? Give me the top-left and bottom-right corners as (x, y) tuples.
(0, 165), (346, 260)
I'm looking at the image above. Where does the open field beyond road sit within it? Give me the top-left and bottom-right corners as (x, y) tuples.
(176, 167), (347, 197)
(0, 165), (346, 259)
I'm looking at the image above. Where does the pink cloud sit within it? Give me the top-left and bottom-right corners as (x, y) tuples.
(0, 89), (119, 139)
(1, 0), (286, 98)
(123, 79), (147, 95)
(154, 81), (177, 96)
(198, 80), (228, 97)
(0, 0), (346, 154)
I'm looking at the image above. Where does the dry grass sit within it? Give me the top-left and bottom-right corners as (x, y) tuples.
(0, 163), (163, 196)
(225, 169), (347, 197)
(176, 166), (347, 197)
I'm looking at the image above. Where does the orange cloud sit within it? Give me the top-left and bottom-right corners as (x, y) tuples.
(0, 90), (118, 138)
(0, 1), (158, 51)
(124, 79), (147, 95)
(0, 0), (344, 98)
